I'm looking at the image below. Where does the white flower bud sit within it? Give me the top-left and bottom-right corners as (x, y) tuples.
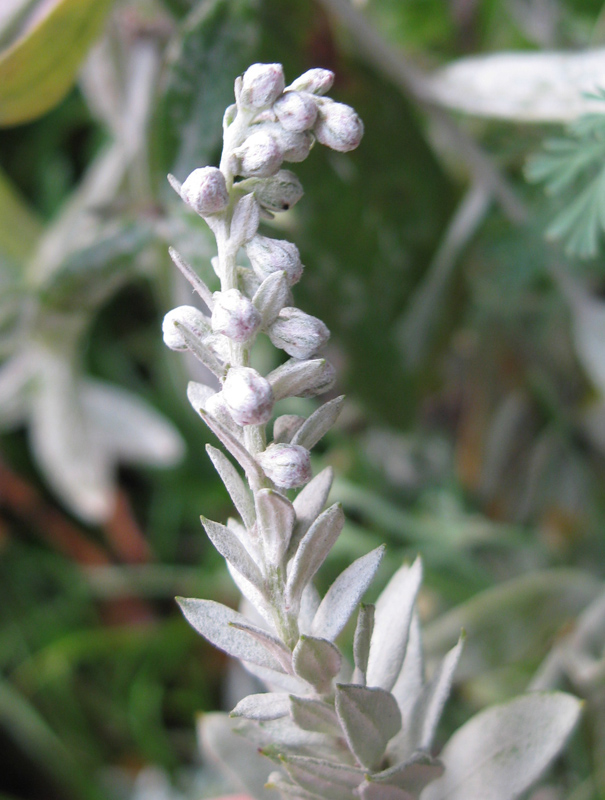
(252, 169), (304, 213)
(223, 366), (274, 426)
(234, 130), (283, 177)
(246, 235), (303, 286)
(314, 100), (364, 153)
(162, 306), (209, 350)
(240, 63), (285, 110)
(298, 359), (336, 398)
(180, 167), (229, 216)
(289, 68), (334, 96)
(211, 289), (261, 343)
(273, 91), (318, 132)
(256, 443), (312, 489)
(268, 307), (330, 359)
(268, 124), (314, 163)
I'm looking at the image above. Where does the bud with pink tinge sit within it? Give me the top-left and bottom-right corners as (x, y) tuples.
(314, 100), (364, 153)
(274, 91), (318, 132)
(240, 63), (285, 110)
(234, 130), (283, 178)
(211, 290), (261, 343)
(268, 307), (329, 359)
(180, 167), (229, 216)
(246, 236), (303, 286)
(223, 367), (274, 426)
(162, 306), (209, 351)
(289, 68), (334, 96)
(256, 443), (311, 489)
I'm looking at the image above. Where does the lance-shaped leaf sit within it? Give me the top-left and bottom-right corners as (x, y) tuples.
(226, 561), (274, 628)
(289, 695), (342, 736)
(292, 635), (342, 693)
(230, 192), (260, 248)
(176, 597), (285, 672)
(244, 661), (308, 695)
(200, 516), (262, 588)
(335, 684), (402, 771)
(267, 357), (332, 400)
(280, 754), (365, 800)
(254, 716), (339, 756)
(311, 546), (384, 642)
(356, 782), (414, 800)
(366, 558), (422, 692)
(290, 466), (334, 557)
(274, 414), (305, 444)
(414, 635), (464, 752)
(196, 408), (266, 489)
(353, 604), (375, 685)
(266, 771), (324, 800)
(422, 692), (582, 800)
(174, 319), (225, 377)
(253, 270), (290, 328)
(206, 444), (255, 529)
(187, 380), (215, 410)
(292, 395), (345, 451)
(168, 247), (214, 308)
(229, 620), (293, 674)
(298, 583), (321, 635)
(371, 753), (444, 796)
(255, 488), (295, 566)
(231, 692), (290, 721)
(286, 503), (345, 608)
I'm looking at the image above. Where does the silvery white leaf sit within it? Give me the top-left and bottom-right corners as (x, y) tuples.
(298, 583), (321, 635)
(255, 488), (295, 566)
(366, 558), (422, 692)
(312, 546), (385, 642)
(286, 503), (345, 609)
(231, 692), (291, 720)
(253, 270), (290, 328)
(267, 357), (331, 400)
(198, 712), (275, 800)
(186, 380), (215, 412)
(292, 635), (342, 693)
(0, 353), (33, 429)
(425, 48), (605, 122)
(243, 661), (309, 694)
(168, 247), (214, 309)
(289, 695), (342, 736)
(353, 603), (375, 685)
(388, 613), (425, 761)
(229, 620), (293, 674)
(231, 193), (260, 248)
(292, 395), (345, 451)
(281, 754), (365, 800)
(372, 753), (444, 795)
(200, 515), (263, 587)
(274, 414), (306, 444)
(226, 561), (274, 628)
(174, 319), (225, 377)
(416, 636), (464, 752)
(422, 692), (582, 800)
(290, 466), (334, 556)
(197, 408), (266, 490)
(82, 380), (185, 466)
(356, 782), (414, 800)
(176, 597), (286, 672)
(334, 684), (402, 771)
(266, 771), (322, 800)
(206, 444), (255, 529)
(242, 714), (339, 754)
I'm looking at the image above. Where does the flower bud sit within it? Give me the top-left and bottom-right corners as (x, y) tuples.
(211, 289), (261, 343)
(240, 63), (285, 110)
(223, 367), (274, 426)
(252, 169), (304, 213)
(268, 307), (330, 359)
(256, 443), (311, 489)
(267, 124), (314, 163)
(162, 306), (209, 350)
(273, 91), (318, 132)
(267, 358), (336, 400)
(314, 100), (364, 153)
(234, 130), (283, 177)
(180, 167), (229, 216)
(246, 235), (303, 286)
(289, 68), (334, 96)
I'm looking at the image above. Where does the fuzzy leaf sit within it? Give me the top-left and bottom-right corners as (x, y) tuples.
(253, 270), (290, 328)
(229, 620), (293, 674)
(422, 692), (582, 800)
(366, 558), (422, 692)
(356, 783), (414, 800)
(274, 414), (306, 444)
(289, 695), (342, 736)
(281, 755), (365, 800)
(174, 319), (226, 377)
(371, 753), (444, 795)
(267, 357), (331, 400)
(415, 636), (464, 752)
(206, 444), (255, 529)
(298, 583), (321, 635)
(266, 771), (323, 800)
(290, 466), (334, 556)
(335, 684), (402, 771)
(230, 192), (260, 248)
(231, 692), (290, 720)
(197, 408), (266, 489)
(200, 515), (262, 587)
(292, 395), (345, 451)
(226, 561), (274, 628)
(176, 597), (286, 672)
(292, 635), (342, 693)
(168, 246), (214, 308)
(243, 661), (308, 694)
(255, 488), (295, 566)
(312, 547), (384, 642)
(186, 380), (215, 411)
(353, 604), (375, 685)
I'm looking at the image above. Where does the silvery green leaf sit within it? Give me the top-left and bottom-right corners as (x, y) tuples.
(226, 561), (274, 628)
(281, 755), (365, 800)
(422, 692), (582, 800)
(286, 503), (345, 609)
(229, 620), (293, 674)
(353, 604), (375, 685)
(298, 583), (321, 635)
(274, 414), (306, 444)
(356, 782), (414, 800)
(265, 771), (322, 800)
(197, 408), (266, 489)
(366, 558), (422, 692)
(244, 661), (309, 694)
(231, 692), (291, 720)
(312, 546), (384, 642)
(292, 635), (342, 693)
(0, 353), (33, 428)
(230, 192), (260, 248)
(198, 712), (275, 800)
(292, 395), (345, 451)
(373, 754), (444, 796)
(174, 319), (225, 377)
(267, 357), (331, 400)
(255, 487), (295, 566)
(168, 246), (214, 309)
(200, 515), (263, 588)
(290, 466), (334, 557)
(415, 635), (464, 751)
(253, 270), (290, 328)
(335, 684), (402, 771)
(388, 613), (424, 761)
(245, 715), (338, 755)
(206, 444), (255, 529)
(289, 695), (342, 736)
(176, 597), (286, 672)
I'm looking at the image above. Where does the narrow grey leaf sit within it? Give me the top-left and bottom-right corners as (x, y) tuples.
(226, 561), (274, 628)
(353, 603), (375, 685)
(292, 635), (342, 693)
(281, 755), (365, 800)
(286, 503), (344, 609)
(176, 597), (285, 672)
(253, 715), (338, 754)
(417, 635), (464, 751)
(174, 319), (225, 376)
(335, 684), (402, 770)
(231, 193), (260, 247)
(206, 444), (255, 529)
(356, 782), (414, 800)
(253, 270), (290, 327)
(197, 408), (265, 490)
(186, 380), (215, 412)
(312, 547), (384, 642)
(274, 414), (305, 444)
(290, 467), (334, 558)
(289, 695), (342, 736)
(422, 692), (582, 800)
(266, 772), (323, 800)
(168, 247), (214, 308)
(231, 692), (291, 720)
(372, 753), (444, 795)
(267, 357), (331, 400)
(388, 613), (425, 762)
(366, 558), (422, 692)
(292, 395), (345, 451)
(298, 583), (321, 635)
(201, 515), (262, 587)
(255, 488), (295, 566)
(243, 661), (309, 694)
(230, 620), (293, 674)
